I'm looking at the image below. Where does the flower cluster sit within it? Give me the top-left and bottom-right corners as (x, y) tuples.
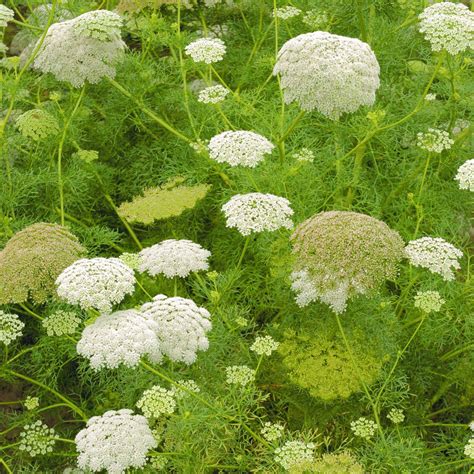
(0, 311), (24, 345)
(33, 10), (125, 88)
(350, 417), (377, 439)
(274, 6), (301, 20)
(302, 9), (330, 29)
(0, 5), (14, 27)
(119, 251), (140, 270)
(425, 93), (437, 101)
(419, 2), (474, 55)
(185, 38), (226, 63)
(274, 440), (316, 470)
(15, 109), (59, 141)
(465, 437), (474, 459)
(250, 335), (279, 356)
(77, 310), (161, 370)
(414, 290), (445, 314)
(405, 237), (462, 281)
(208, 130), (275, 168)
(56, 258), (136, 313)
(309, 451), (364, 473)
(225, 365), (255, 386)
(222, 193), (294, 236)
(261, 422), (284, 442)
(292, 147), (315, 163)
(72, 149), (99, 164)
(136, 385), (176, 419)
(75, 409), (156, 474)
(42, 310), (81, 337)
(173, 379), (200, 400)
(387, 408), (405, 424)
(198, 85), (229, 103)
(273, 32), (380, 119)
(290, 211), (404, 313)
(139, 239), (211, 278)
(0, 223), (85, 305)
(416, 128), (454, 153)
(19, 421), (56, 457)
(141, 294), (212, 364)
(24, 396), (40, 411)
(455, 159), (474, 191)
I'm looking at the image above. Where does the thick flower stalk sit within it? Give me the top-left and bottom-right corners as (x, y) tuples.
(273, 32), (380, 119)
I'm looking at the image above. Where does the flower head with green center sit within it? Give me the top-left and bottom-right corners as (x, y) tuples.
(198, 85), (229, 104)
(24, 396), (40, 411)
(350, 417), (377, 439)
(136, 385), (176, 419)
(261, 422), (284, 442)
(19, 421), (56, 457)
(42, 310), (81, 336)
(250, 335), (279, 356)
(416, 128), (453, 153)
(0, 311), (24, 345)
(16, 109), (59, 141)
(225, 365), (255, 386)
(274, 440), (316, 470)
(387, 408), (405, 424)
(414, 290), (445, 314)
(291, 211), (404, 313)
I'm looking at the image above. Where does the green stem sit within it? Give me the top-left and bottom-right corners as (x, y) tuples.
(278, 111), (306, 144)
(356, 0), (368, 42)
(236, 236), (251, 269)
(173, 277), (178, 297)
(0, 457), (13, 474)
(346, 141), (367, 209)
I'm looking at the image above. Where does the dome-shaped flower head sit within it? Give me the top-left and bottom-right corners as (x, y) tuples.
(33, 10), (125, 88)
(0, 5), (14, 27)
(405, 237), (462, 281)
(290, 211), (404, 313)
(185, 37), (226, 63)
(76, 309), (161, 370)
(139, 239), (211, 278)
(0, 311), (24, 346)
(222, 193), (294, 236)
(55, 258), (136, 313)
(418, 2), (474, 55)
(208, 130), (275, 168)
(273, 32), (380, 119)
(0, 223), (86, 305)
(141, 294), (212, 364)
(455, 159), (474, 191)
(15, 109), (59, 141)
(75, 409), (157, 474)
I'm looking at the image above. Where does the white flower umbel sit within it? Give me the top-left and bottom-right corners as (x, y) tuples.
(416, 128), (453, 153)
(225, 365), (255, 386)
(250, 335), (279, 356)
(56, 258), (136, 313)
(33, 10), (125, 88)
(75, 409), (157, 474)
(139, 239), (211, 278)
(0, 5), (14, 27)
(465, 437), (474, 459)
(273, 32), (380, 119)
(455, 159), (474, 191)
(350, 417), (377, 439)
(19, 421), (56, 457)
(0, 311), (24, 345)
(198, 85), (229, 104)
(136, 385), (176, 419)
(414, 290), (445, 314)
(24, 396), (40, 411)
(141, 294), (212, 364)
(405, 237), (462, 281)
(42, 310), (81, 336)
(274, 440), (316, 470)
(261, 422), (284, 442)
(387, 408), (405, 424)
(76, 310), (161, 370)
(292, 148), (315, 163)
(274, 6), (302, 20)
(222, 193), (294, 236)
(208, 130), (275, 168)
(185, 38), (226, 63)
(419, 2), (474, 55)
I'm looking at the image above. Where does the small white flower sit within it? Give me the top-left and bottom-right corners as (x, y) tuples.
(19, 421), (56, 457)
(198, 85), (229, 104)
(139, 239), (211, 278)
(274, 440), (315, 470)
(274, 6), (302, 20)
(405, 237), (462, 281)
(24, 396), (40, 411)
(185, 38), (226, 63)
(208, 130), (274, 168)
(350, 417), (377, 439)
(261, 422), (284, 442)
(0, 311), (24, 345)
(455, 159), (474, 192)
(414, 290), (445, 314)
(136, 385), (176, 419)
(250, 335), (279, 356)
(225, 365), (255, 386)
(416, 128), (454, 153)
(222, 193), (294, 236)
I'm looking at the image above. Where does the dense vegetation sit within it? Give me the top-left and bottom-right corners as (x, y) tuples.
(0, 0), (472, 473)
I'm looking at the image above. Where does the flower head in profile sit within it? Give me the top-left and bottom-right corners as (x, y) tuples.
(139, 239), (211, 278)
(455, 159), (474, 191)
(185, 38), (226, 63)
(419, 2), (474, 55)
(33, 10), (125, 88)
(222, 193), (294, 236)
(76, 309), (161, 370)
(55, 257), (136, 313)
(141, 294), (212, 364)
(405, 237), (462, 281)
(290, 211), (404, 314)
(273, 32), (380, 119)
(0, 311), (24, 346)
(208, 130), (275, 168)
(0, 5), (14, 27)
(75, 409), (156, 473)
